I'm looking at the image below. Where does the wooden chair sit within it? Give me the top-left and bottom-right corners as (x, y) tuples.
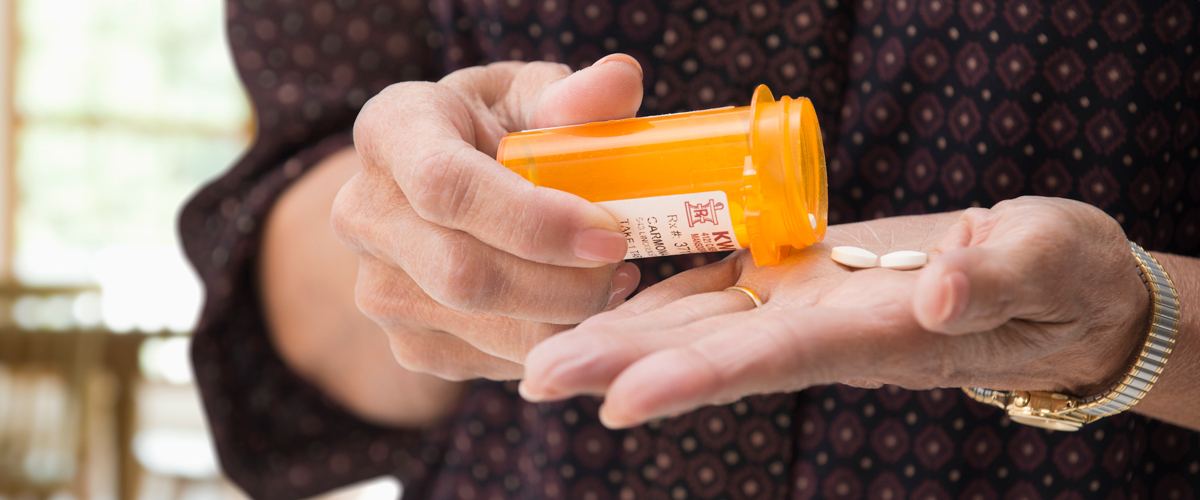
(0, 285), (148, 500)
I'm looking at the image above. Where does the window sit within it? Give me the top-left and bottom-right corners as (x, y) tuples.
(4, 2), (408, 499)
(1, 0), (252, 498)
(9, 0), (252, 332)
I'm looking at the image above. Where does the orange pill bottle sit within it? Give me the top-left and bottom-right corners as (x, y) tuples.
(496, 85), (827, 266)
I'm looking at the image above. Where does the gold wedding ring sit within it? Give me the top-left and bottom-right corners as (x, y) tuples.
(725, 286), (763, 308)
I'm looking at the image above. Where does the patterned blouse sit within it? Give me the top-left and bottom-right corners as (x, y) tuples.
(180, 0), (1200, 498)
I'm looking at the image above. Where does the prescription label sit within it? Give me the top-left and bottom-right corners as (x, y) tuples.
(596, 191), (743, 260)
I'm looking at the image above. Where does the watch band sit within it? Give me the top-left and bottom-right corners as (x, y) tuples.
(962, 241), (1179, 431)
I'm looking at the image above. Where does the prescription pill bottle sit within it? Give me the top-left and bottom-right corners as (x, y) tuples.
(496, 84), (827, 266)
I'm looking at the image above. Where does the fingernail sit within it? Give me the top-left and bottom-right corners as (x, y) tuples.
(598, 405), (632, 429)
(607, 262), (641, 308)
(939, 271), (970, 324)
(518, 381), (543, 402)
(592, 53), (644, 80)
(520, 380), (564, 402)
(575, 228), (628, 264)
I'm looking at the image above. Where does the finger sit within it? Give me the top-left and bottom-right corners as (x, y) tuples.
(594, 254), (742, 320)
(597, 307), (883, 428)
(353, 254), (558, 353)
(354, 62), (643, 268)
(840, 379), (885, 389)
(605, 262), (642, 310)
(522, 284), (753, 401)
(523, 255), (739, 395)
(596, 299), (1044, 428)
(521, 53), (644, 129)
(438, 55), (643, 149)
(912, 244), (1049, 335)
(384, 324), (524, 381)
(348, 205), (620, 323)
(352, 255), (526, 379)
(932, 209), (977, 254)
(335, 171), (630, 322)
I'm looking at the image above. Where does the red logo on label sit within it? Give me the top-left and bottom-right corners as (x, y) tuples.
(685, 199), (724, 227)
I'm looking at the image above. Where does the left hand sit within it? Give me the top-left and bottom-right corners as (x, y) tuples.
(519, 196), (1151, 428)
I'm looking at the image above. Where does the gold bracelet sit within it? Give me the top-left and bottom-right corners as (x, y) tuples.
(962, 241), (1179, 431)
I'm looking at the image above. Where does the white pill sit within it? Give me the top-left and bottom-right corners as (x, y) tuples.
(830, 246), (878, 268)
(808, 213), (818, 229)
(879, 250), (928, 270)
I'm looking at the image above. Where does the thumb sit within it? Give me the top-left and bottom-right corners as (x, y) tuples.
(913, 245), (1048, 335)
(527, 54), (644, 129)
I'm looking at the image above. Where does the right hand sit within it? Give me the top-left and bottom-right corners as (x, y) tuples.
(331, 56), (646, 381)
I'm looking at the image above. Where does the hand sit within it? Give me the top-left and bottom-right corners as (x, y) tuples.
(521, 197), (1149, 428)
(331, 56), (646, 380)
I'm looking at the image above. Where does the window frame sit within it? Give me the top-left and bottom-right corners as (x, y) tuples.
(1, 0), (14, 284)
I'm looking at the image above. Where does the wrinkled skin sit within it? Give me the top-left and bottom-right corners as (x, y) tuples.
(324, 56), (1197, 432)
(522, 197), (1152, 428)
(330, 57), (646, 380)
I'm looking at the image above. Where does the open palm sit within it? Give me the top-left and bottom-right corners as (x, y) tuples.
(521, 197), (1149, 429)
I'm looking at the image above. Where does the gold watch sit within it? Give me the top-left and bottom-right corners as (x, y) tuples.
(962, 241), (1179, 431)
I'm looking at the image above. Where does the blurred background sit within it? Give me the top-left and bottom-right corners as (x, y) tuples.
(0, 0), (396, 498)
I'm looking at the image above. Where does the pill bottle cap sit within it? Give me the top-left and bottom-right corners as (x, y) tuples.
(742, 85), (828, 266)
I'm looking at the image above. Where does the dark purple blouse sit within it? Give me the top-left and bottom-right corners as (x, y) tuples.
(181, 0), (1200, 498)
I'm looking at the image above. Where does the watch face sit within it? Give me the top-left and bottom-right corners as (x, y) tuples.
(1009, 414), (1083, 432)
